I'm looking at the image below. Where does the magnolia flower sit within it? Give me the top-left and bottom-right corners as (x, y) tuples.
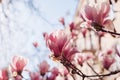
(33, 42), (39, 48)
(63, 68), (69, 76)
(102, 56), (115, 70)
(69, 22), (81, 38)
(50, 67), (59, 76)
(80, 2), (115, 31)
(38, 60), (50, 76)
(81, 28), (87, 37)
(10, 56), (28, 76)
(76, 52), (94, 66)
(43, 30), (78, 60)
(30, 72), (40, 80)
(59, 17), (65, 25)
(98, 51), (115, 70)
(0, 69), (8, 80)
(15, 75), (22, 80)
(47, 67), (59, 80)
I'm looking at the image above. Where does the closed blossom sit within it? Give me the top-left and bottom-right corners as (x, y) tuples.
(30, 72), (40, 80)
(38, 60), (50, 76)
(47, 67), (59, 80)
(0, 69), (8, 80)
(98, 51), (115, 70)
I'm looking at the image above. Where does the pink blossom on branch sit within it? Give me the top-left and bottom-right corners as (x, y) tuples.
(47, 67), (59, 80)
(33, 42), (39, 48)
(102, 56), (115, 70)
(59, 17), (65, 25)
(10, 55), (28, 76)
(38, 60), (50, 76)
(43, 30), (79, 60)
(80, 2), (115, 31)
(98, 51), (115, 70)
(30, 72), (41, 80)
(0, 69), (8, 80)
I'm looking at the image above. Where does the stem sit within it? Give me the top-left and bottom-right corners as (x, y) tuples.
(100, 29), (120, 36)
(63, 57), (84, 76)
(61, 56), (120, 79)
(85, 70), (120, 77)
(87, 63), (103, 80)
(91, 22), (120, 36)
(71, 74), (76, 80)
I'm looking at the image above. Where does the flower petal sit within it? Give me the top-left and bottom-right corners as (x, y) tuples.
(103, 20), (115, 31)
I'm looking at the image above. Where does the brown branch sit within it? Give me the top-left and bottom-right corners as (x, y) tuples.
(61, 56), (120, 80)
(87, 62), (103, 80)
(100, 29), (120, 36)
(91, 22), (120, 36)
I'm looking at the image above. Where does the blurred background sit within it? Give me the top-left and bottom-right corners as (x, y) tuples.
(0, 0), (78, 69)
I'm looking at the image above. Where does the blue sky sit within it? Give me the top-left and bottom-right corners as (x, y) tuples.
(38, 0), (78, 25)
(0, 0), (78, 68)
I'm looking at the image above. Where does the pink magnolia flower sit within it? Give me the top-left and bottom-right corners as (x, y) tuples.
(81, 28), (87, 37)
(76, 52), (94, 66)
(38, 60), (50, 76)
(10, 56), (28, 76)
(98, 51), (115, 70)
(63, 67), (69, 77)
(30, 72), (40, 80)
(69, 22), (81, 38)
(47, 67), (59, 80)
(50, 67), (59, 76)
(80, 2), (114, 31)
(59, 17), (65, 25)
(14, 75), (22, 80)
(102, 56), (115, 70)
(0, 69), (8, 80)
(43, 30), (78, 60)
(33, 42), (39, 48)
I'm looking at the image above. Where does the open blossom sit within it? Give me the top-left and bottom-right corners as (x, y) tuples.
(43, 30), (78, 60)
(10, 56), (28, 76)
(0, 69), (8, 80)
(80, 2), (114, 31)
(38, 60), (50, 76)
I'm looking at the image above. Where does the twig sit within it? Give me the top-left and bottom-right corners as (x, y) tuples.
(100, 29), (120, 36)
(61, 56), (120, 79)
(91, 22), (120, 36)
(87, 62), (103, 80)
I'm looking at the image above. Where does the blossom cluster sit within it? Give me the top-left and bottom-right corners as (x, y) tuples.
(0, 56), (66, 80)
(43, 0), (120, 80)
(1, 0), (120, 80)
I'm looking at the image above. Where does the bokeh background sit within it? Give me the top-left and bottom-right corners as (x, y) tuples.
(0, 0), (78, 70)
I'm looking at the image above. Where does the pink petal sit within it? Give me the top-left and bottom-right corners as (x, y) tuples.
(101, 2), (110, 18)
(103, 19), (115, 31)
